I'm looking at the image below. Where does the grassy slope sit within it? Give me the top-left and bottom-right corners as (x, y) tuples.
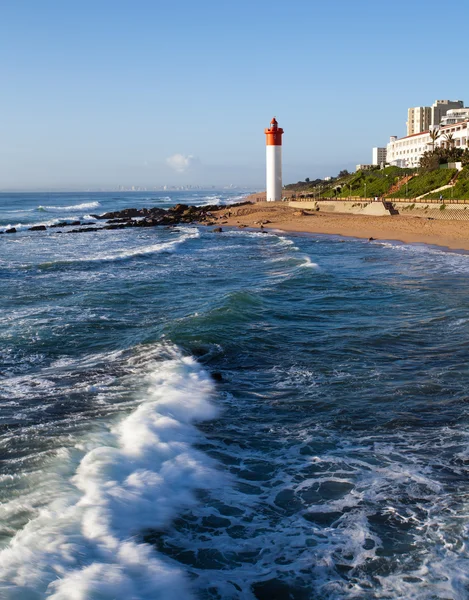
(387, 169), (457, 199)
(425, 168), (469, 200)
(288, 167), (415, 198)
(286, 166), (469, 200)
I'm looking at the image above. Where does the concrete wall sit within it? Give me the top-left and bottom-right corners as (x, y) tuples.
(289, 199), (469, 221)
(289, 200), (390, 216)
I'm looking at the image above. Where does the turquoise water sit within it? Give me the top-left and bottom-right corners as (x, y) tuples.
(1, 191), (469, 599)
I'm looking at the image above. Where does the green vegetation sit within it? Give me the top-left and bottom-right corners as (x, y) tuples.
(420, 147), (469, 172)
(284, 166), (414, 197)
(285, 153), (469, 201)
(320, 166), (415, 199)
(425, 167), (469, 200)
(387, 169), (456, 198)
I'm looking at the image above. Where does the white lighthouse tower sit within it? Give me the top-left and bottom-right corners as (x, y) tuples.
(265, 117), (284, 201)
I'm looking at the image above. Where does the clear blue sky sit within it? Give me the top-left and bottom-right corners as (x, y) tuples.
(0, 0), (468, 190)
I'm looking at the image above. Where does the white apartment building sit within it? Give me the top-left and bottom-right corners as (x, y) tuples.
(441, 108), (469, 126)
(387, 120), (469, 168)
(372, 147), (387, 165)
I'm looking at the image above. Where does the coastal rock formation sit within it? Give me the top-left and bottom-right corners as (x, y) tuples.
(2, 201), (252, 236)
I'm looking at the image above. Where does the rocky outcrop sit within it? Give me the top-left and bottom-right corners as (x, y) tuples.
(2, 201), (252, 236)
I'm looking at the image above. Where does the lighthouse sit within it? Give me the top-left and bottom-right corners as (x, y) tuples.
(265, 117), (284, 201)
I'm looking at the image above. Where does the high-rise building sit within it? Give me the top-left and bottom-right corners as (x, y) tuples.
(407, 106), (431, 136)
(372, 147), (387, 166)
(406, 100), (464, 136)
(431, 99), (464, 128)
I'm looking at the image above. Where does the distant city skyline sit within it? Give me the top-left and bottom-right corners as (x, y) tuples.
(1, 0), (468, 191)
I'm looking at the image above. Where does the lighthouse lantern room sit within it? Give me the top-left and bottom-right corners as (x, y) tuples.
(264, 117), (284, 201)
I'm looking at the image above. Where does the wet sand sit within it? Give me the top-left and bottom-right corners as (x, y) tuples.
(212, 201), (469, 252)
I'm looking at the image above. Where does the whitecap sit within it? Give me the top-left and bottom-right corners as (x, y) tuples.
(36, 202), (101, 212)
(0, 347), (221, 600)
(299, 256), (319, 268)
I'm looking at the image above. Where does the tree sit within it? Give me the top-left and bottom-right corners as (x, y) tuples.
(338, 169), (350, 178)
(428, 128), (440, 152)
(461, 149), (469, 167)
(444, 133), (455, 149)
(305, 177), (310, 183)
(419, 151), (440, 172)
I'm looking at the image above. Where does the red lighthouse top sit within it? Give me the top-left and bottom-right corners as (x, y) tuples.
(265, 117), (283, 146)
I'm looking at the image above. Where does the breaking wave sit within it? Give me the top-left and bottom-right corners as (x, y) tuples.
(37, 202), (101, 212)
(0, 346), (220, 600)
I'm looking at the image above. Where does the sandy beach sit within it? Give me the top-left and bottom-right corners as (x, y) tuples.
(213, 201), (469, 252)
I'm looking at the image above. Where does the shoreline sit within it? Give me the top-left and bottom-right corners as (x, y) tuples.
(213, 201), (469, 253)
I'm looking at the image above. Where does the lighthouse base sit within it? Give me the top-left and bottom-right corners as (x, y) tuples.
(266, 146), (282, 201)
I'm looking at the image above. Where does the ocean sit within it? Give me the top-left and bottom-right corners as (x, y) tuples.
(1, 191), (469, 599)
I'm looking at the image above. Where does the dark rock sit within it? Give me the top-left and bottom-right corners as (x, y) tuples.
(168, 203), (189, 214)
(100, 208), (142, 219)
(50, 221), (71, 228)
(66, 227), (103, 233)
(5, 228), (16, 234)
(104, 223), (128, 230)
(211, 372), (224, 382)
(212, 227), (223, 233)
(368, 237), (376, 241)
(28, 225), (47, 231)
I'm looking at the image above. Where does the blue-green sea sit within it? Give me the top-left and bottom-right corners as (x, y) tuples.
(1, 191), (469, 599)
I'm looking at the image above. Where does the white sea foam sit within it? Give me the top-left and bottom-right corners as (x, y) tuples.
(35, 229), (199, 267)
(0, 347), (221, 600)
(83, 229), (199, 262)
(299, 255), (319, 268)
(199, 195), (221, 206)
(0, 217), (83, 233)
(37, 202), (101, 212)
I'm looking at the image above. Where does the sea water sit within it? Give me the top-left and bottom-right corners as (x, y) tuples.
(1, 191), (469, 599)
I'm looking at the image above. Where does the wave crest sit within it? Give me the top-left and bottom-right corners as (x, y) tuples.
(37, 202), (101, 212)
(0, 346), (220, 600)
